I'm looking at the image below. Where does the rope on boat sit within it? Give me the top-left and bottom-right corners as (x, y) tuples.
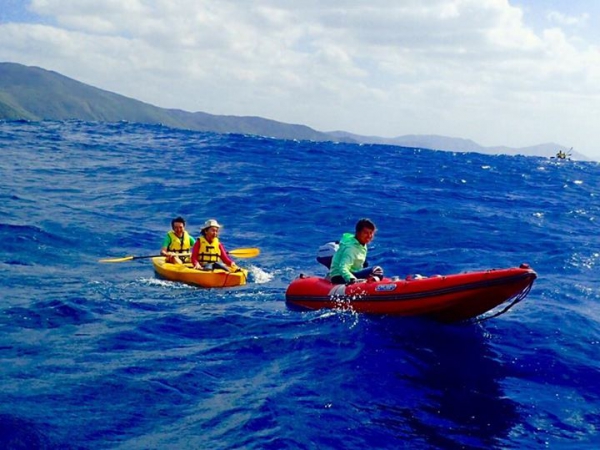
(221, 271), (230, 288)
(470, 281), (534, 324)
(219, 267), (247, 288)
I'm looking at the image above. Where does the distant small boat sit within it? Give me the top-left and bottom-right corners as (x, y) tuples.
(152, 257), (248, 288)
(552, 147), (572, 161)
(285, 264), (537, 323)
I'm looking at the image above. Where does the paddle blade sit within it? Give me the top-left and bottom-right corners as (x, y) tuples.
(98, 255), (136, 263)
(228, 247), (260, 258)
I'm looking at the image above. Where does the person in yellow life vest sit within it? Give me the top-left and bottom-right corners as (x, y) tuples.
(191, 219), (239, 272)
(160, 216), (195, 264)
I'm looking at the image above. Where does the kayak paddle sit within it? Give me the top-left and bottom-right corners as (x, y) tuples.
(227, 247), (260, 258)
(99, 247), (260, 263)
(98, 254), (174, 263)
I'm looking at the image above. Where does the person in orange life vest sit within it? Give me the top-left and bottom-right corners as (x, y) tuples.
(191, 219), (238, 272)
(160, 216), (195, 264)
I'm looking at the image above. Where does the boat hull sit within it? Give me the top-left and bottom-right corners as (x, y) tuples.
(152, 257), (248, 288)
(285, 265), (537, 322)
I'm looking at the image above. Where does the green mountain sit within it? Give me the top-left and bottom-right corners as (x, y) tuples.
(0, 62), (336, 142)
(0, 61), (585, 159)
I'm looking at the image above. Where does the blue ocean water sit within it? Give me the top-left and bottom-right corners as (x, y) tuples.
(0, 120), (599, 449)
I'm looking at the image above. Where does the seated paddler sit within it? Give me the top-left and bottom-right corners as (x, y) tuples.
(191, 219), (239, 272)
(328, 218), (384, 285)
(160, 216), (195, 264)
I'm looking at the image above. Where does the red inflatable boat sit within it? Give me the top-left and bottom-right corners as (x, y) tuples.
(285, 264), (537, 322)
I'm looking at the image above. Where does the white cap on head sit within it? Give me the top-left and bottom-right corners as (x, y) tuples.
(202, 219), (222, 230)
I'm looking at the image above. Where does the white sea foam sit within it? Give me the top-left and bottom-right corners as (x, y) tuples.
(249, 265), (274, 284)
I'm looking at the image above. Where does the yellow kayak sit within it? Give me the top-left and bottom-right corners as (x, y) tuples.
(152, 257), (248, 288)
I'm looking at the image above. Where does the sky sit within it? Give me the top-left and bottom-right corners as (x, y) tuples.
(1, 0), (600, 159)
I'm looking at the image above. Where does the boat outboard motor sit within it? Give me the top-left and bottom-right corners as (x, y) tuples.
(316, 241), (339, 269)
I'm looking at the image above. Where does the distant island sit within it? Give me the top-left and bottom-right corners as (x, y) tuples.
(0, 62), (584, 160)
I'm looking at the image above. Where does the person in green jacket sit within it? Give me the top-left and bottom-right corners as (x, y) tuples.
(328, 218), (384, 284)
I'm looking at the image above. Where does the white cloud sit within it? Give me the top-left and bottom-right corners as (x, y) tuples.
(1, 0), (600, 157)
(546, 10), (589, 27)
